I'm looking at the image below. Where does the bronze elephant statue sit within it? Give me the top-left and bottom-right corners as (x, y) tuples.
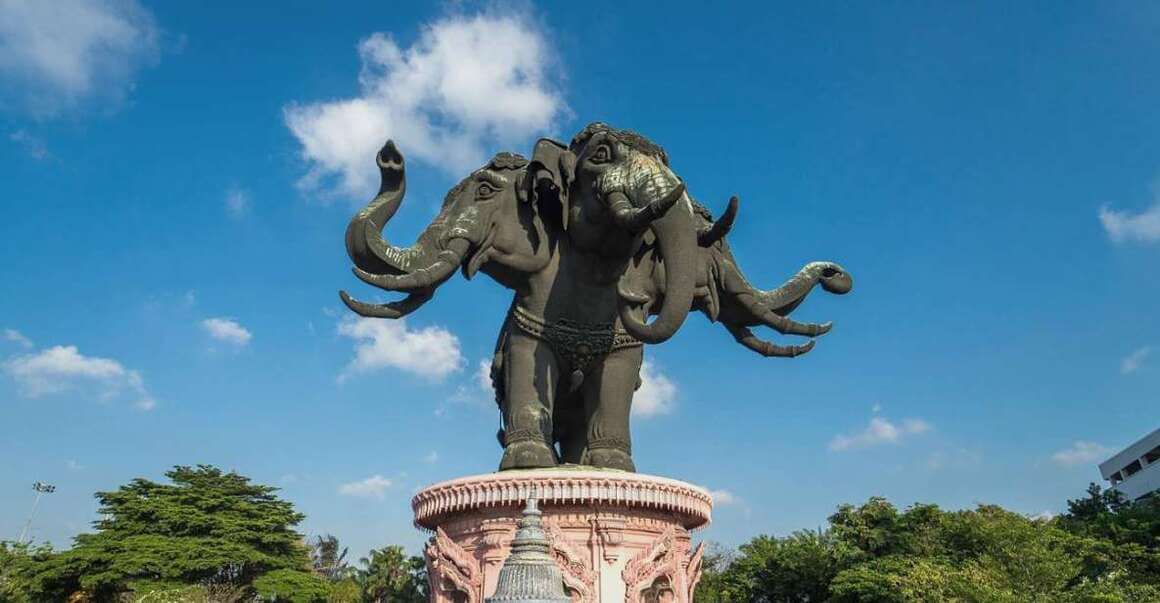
(341, 123), (852, 472)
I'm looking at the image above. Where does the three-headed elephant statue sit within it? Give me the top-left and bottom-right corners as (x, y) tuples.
(341, 122), (853, 472)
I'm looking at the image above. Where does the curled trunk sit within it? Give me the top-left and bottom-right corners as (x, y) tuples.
(759, 261), (852, 315)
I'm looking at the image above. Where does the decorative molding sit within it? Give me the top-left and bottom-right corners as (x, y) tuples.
(621, 526), (684, 603)
(686, 541), (705, 600)
(425, 526), (482, 603)
(543, 521), (597, 603)
(413, 470), (712, 532)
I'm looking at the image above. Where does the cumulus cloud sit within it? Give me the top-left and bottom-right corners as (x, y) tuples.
(3, 328), (33, 349)
(1052, 441), (1113, 467)
(338, 474), (392, 499)
(1100, 202), (1160, 244)
(284, 11), (566, 199)
(476, 358), (493, 392)
(200, 317), (252, 347)
(0, 0), (160, 115)
(829, 416), (931, 451)
(337, 316), (463, 382)
(709, 489), (737, 506)
(632, 359), (677, 418)
(1121, 346), (1151, 375)
(224, 188), (250, 219)
(3, 344), (155, 410)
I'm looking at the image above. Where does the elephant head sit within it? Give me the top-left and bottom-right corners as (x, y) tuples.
(340, 141), (549, 317)
(531, 123), (731, 344)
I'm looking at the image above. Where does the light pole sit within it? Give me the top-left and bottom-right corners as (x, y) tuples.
(17, 481), (55, 544)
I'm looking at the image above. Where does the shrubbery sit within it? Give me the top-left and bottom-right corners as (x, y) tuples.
(696, 485), (1160, 602)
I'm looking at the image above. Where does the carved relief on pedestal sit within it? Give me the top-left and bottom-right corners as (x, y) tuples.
(426, 526), (482, 603)
(685, 542), (705, 601)
(543, 520), (597, 603)
(595, 512), (627, 563)
(621, 525), (696, 603)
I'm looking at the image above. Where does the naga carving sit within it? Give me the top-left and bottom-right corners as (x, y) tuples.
(341, 122), (853, 472)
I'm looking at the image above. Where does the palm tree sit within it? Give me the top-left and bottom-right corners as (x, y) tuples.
(309, 534), (351, 581)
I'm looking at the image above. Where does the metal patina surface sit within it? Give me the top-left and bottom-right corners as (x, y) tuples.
(340, 122), (853, 473)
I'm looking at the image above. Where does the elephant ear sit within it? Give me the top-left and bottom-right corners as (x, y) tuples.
(529, 138), (575, 231)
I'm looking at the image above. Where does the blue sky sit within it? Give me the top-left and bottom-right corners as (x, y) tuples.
(1, 1), (1157, 557)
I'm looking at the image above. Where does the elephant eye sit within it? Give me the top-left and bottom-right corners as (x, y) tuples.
(589, 144), (612, 164)
(476, 182), (499, 199)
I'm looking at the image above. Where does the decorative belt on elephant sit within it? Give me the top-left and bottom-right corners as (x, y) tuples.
(511, 305), (641, 371)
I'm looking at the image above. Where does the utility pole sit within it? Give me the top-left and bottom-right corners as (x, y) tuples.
(17, 482), (55, 544)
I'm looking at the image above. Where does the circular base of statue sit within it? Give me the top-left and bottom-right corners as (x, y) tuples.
(412, 468), (714, 603)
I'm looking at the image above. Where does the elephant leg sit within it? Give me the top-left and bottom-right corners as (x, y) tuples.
(498, 330), (560, 470)
(580, 346), (643, 472)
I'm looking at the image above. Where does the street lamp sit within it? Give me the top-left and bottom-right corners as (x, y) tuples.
(17, 481), (55, 544)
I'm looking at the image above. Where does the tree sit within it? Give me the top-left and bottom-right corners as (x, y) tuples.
(308, 535), (351, 581)
(251, 569), (332, 603)
(699, 490), (1160, 602)
(20, 465), (315, 600)
(356, 546), (426, 603)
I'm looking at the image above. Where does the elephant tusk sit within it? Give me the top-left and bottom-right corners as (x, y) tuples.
(617, 283), (652, 306)
(760, 312), (833, 337)
(725, 323), (816, 358)
(606, 181), (686, 232)
(697, 196), (739, 247)
(353, 238), (470, 292)
(338, 289), (432, 319)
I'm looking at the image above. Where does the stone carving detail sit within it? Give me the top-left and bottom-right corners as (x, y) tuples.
(412, 471), (712, 531)
(426, 526), (482, 603)
(341, 124), (853, 473)
(595, 513), (627, 563)
(621, 526), (687, 603)
(685, 541), (705, 600)
(543, 521), (596, 603)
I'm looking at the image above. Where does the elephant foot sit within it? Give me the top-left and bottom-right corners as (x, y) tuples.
(499, 440), (558, 471)
(584, 447), (636, 472)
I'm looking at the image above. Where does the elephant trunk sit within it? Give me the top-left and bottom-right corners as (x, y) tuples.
(345, 141), (436, 276)
(618, 187), (698, 344)
(759, 261), (853, 315)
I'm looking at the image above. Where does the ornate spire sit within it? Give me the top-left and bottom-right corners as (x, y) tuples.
(486, 498), (571, 603)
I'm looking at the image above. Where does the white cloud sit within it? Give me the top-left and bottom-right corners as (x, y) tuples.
(1052, 441), (1113, 467)
(337, 316), (463, 382)
(476, 358), (493, 392)
(424, 451), (439, 464)
(1029, 510), (1057, 522)
(1121, 346), (1151, 375)
(709, 489), (737, 506)
(1100, 202), (1160, 244)
(200, 317), (252, 346)
(284, 11), (565, 198)
(3, 344), (155, 410)
(829, 416), (931, 452)
(338, 474), (392, 499)
(66, 459), (83, 471)
(9, 130), (47, 158)
(0, 0), (160, 115)
(632, 359), (677, 418)
(225, 188), (250, 219)
(3, 328), (33, 349)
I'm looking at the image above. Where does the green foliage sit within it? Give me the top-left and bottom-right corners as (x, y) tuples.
(15, 465), (314, 600)
(698, 491), (1160, 602)
(356, 546), (427, 603)
(308, 535), (351, 582)
(252, 569), (332, 602)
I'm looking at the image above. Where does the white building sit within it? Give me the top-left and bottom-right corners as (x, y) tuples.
(1100, 427), (1160, 502)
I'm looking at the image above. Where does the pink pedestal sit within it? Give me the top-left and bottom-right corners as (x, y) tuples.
(413, 469), (713, 602)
